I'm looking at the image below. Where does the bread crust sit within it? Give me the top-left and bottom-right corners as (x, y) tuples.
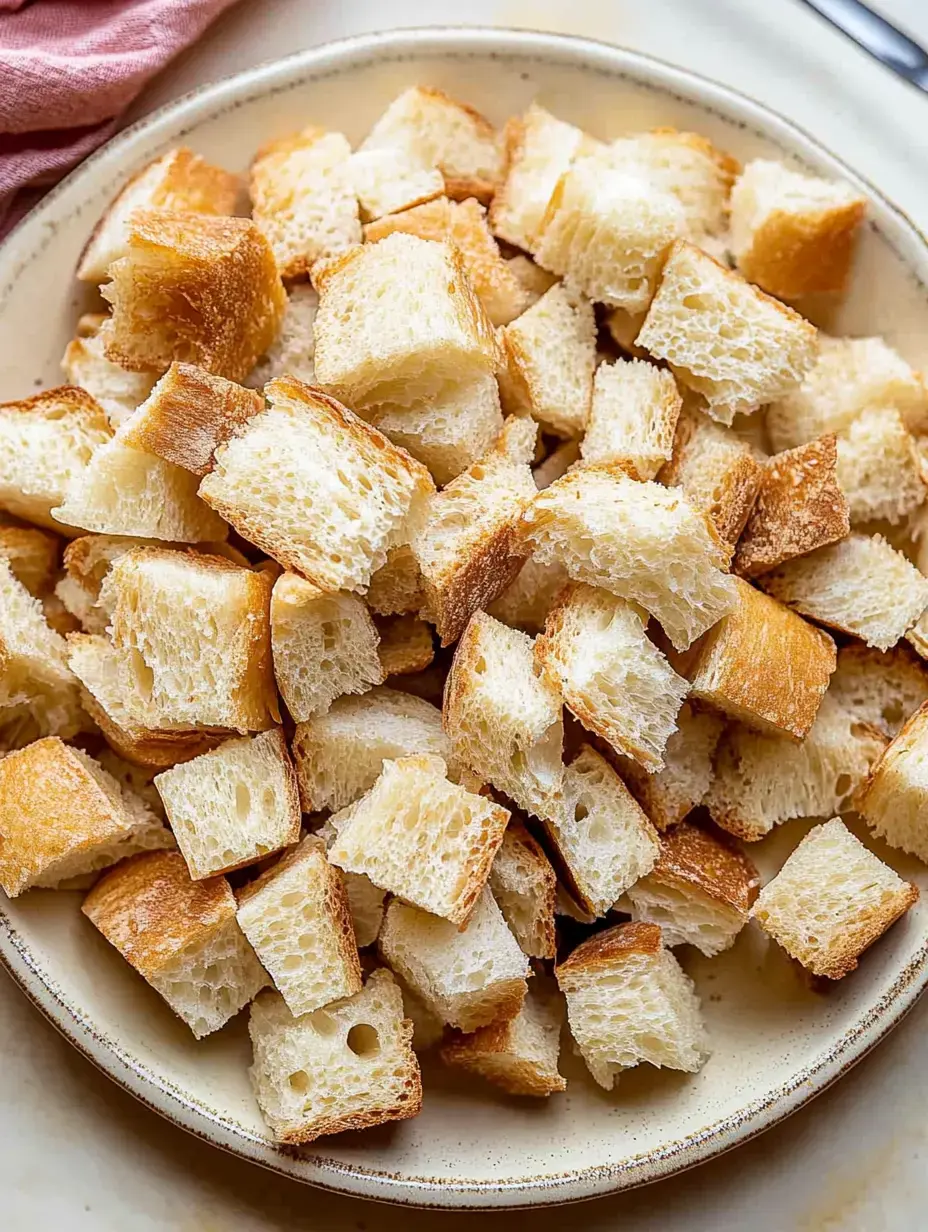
(556, 921), (662, 978)
(738, 198), (866, 300)
(440, 1012), (566, 1096)
(650, 822), (760, 915)
(489, 819), (557, 960)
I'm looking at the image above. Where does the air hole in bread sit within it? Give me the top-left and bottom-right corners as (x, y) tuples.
(835, 774), (851, 797)
(235, 782), (251, 821)
(346, 1023), (381, 1058)
(307, 1009), (337, 1036)
(129, 648), (154, 703)
(288, 1070), (310, 1093)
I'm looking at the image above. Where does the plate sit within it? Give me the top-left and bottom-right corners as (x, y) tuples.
(1, 25), (927, 1211)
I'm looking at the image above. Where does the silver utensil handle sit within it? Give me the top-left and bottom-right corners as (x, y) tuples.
(800, 0), (928, 91)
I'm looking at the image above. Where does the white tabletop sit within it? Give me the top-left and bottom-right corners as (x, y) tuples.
(4, 2), (928, 1228)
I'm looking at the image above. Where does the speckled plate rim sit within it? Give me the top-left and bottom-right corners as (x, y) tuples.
(2, 25), (928, 1211)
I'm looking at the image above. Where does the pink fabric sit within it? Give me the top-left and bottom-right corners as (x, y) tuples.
(0, 0), (241, 236)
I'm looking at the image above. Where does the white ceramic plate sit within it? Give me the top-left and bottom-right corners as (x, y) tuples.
(1, 26), (928, 1211)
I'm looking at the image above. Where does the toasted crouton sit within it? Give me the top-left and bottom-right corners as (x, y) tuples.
(521, 465), (737, 651)
(858, 703), (928, 862)
(730, 160), (866, 298)
(618, 703), (725, 831)
(835, 407), (928, 525)
(488, 820), (557, 960)
(249, 127), (361, 278)
(625, 822), (759, 956)
(636, 241), (819, 424)
(497, 283), (596, 437)
(0, 738), (173, 896)
(684, 577), (836, 739)
(329, 754), (509, 924)
(77, 147), (240, 283)
(485, 554), (570, 635)
(536, 584), (689, 771)
(440, 983), (565, 1096)
(100, 210), (286, 382)
(0, 523), (59, 596)
(581, 359), (682, 480)
(556, 922), (709, 1089)
(347, 145), (445, 221)
(378, 889), (529, 1032)
(312, 816), (388, 949)
(376, 614), (434, 678)
(752, 818), (918, 978)
(411, 416), (537, 645)
(733, 435), (850, 577)
(705, 693), (885, 841)
(62, 331), (157, 429)
(245, 283), (318, 389)
(444, 612), (564, 817)
(760, 533), (928, 651)
(829, 643), (928, 739)
(56, 533), (163, 634)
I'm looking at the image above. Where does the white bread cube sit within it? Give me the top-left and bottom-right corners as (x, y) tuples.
(625, 822), (759, 957)
(84, 850), (268, 1036)
(767, 335), (928, 451)
(488, 820), (557, 960)
(250, 127), (360, 278)
(0, 386), (111, 532)
(536, 584), (688, 771)
(77, 147), (239, 283)
(733, 435), (850, 577)
(248, 968), (421, 1143)
(581, 359), (682, 480)
(489, 104), (587, 249)
(411, 416), (537, 645)
(313, 818), (387, 949)
(556, 922), (709, 1089)
(378, 889), (530, 1032)
(0, 738), (172, 896)
(659, 404), (765, 548)
(376, 614), (434, 678)
(835, 407), (928, 525)
(154, 730), (301, 880)
(236, 837), (362, 1016)
(348, 145), (444, 221)
(313, 234), (500, 410)
(522, 466), (737, 651)
(485, 553), (570, 636)
(0, 523), (59, 596)
(440, 983), (566, 1097)
(538, 745), (659, 917)
(752, 818), (918, 978)
(270, 572), (382, 722)
(365, 544), (424, 617)
(444, 612), (564, 817)
(829, 643), (928, 739)
(684, 577), (836, 740)
(100, 547), (278, 732)
(291, 686), (452, 813)
(618, 703), (725, 831)
(705, 693), (886, 841)
(730, 159), (866, 298)
(858, 703), (928, 863)
(196, 378), (434, 592)
(245, 283), (318, 389)
(62, 330), (157, 428)
(100, 211), (286, 383)
(636, 241), (819, 424)
(760, 533), (928, 652)
(497, 283), (596, 437)
(328, 754), (509, 925)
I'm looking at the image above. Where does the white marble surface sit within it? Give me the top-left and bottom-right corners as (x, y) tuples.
(4, 2), (928, 1228)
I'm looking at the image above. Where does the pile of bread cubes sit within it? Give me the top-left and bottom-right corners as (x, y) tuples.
(1, 84), (928, 1146)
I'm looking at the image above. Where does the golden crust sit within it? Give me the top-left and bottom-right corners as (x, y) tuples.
(0, 523), (60, 595)
(651, 821), (760, 915)
(0, 383), (111, 433)
(422, 519), (528, 649)
(375, 614), (435, 677)
(738, 198), (866, 300)
(491, 818), (557, 960)
(857, 700), (928, 818)
(557, 921), (662, 978)
(75, 682), (226, 771)
(440, 1016), (566, 1097)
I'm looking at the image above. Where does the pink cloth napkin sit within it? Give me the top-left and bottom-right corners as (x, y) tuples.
(0, 0), (241, 236)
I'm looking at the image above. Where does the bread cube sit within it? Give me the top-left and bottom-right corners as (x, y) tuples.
(618, 703), (725, 831)
(685, 577), (836, 739)
(522, 466), (737, 651)
(556, 922), (709, 1089)
(196, 378), (434, 592)
(829, 643), (928, 739)
(365, 544), (424, 616)
(835, 407), (928, 525)
(497, 284), (596, 438)
(378, 889), (529, 1032)
(486, 554), (570, 636)
(730, 160), (866, 298)
(0, 738), (173, 896)
(444, 612), (564, 817)
(489, 104), (586, 248)
(250, 127), (360, 278)
(313, 819), (387, 949)
(581, 359), (682, 480)
(752, 818), (918, 978)
(767, 335), (928, 451)
(248, 968), (421, 1143)
(0, 523), (59, 596)
(245, 283), (318, 389)
(488, 820), (557, 960)
(101, 211), (286, 382)
(0, 386), (112, 532)
(625, 822), (759, 957)
(440, 984), (565, 1097)
(313, 233), (500, 410)
(636, 241), (819, 424)
(506, 254), (558, 306)
(328, 754), (509, 925)
(733, 435), (850, 577)
(154, 730), (300, 879)
(77, 147), (239, 283)
(348, 145), (444, 221)
(538, 745), (659, 917)
(706, 693), (886, 841)
(376, 614), (434, 678)
(62, 330), (157, 428)
(858, 703), (928, 862)
(411, 416), (537, 645)
(760, 533), (928, 652)
(100, 547), (278, 732)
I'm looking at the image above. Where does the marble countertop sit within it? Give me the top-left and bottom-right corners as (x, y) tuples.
(4, 2), (928, 1228)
